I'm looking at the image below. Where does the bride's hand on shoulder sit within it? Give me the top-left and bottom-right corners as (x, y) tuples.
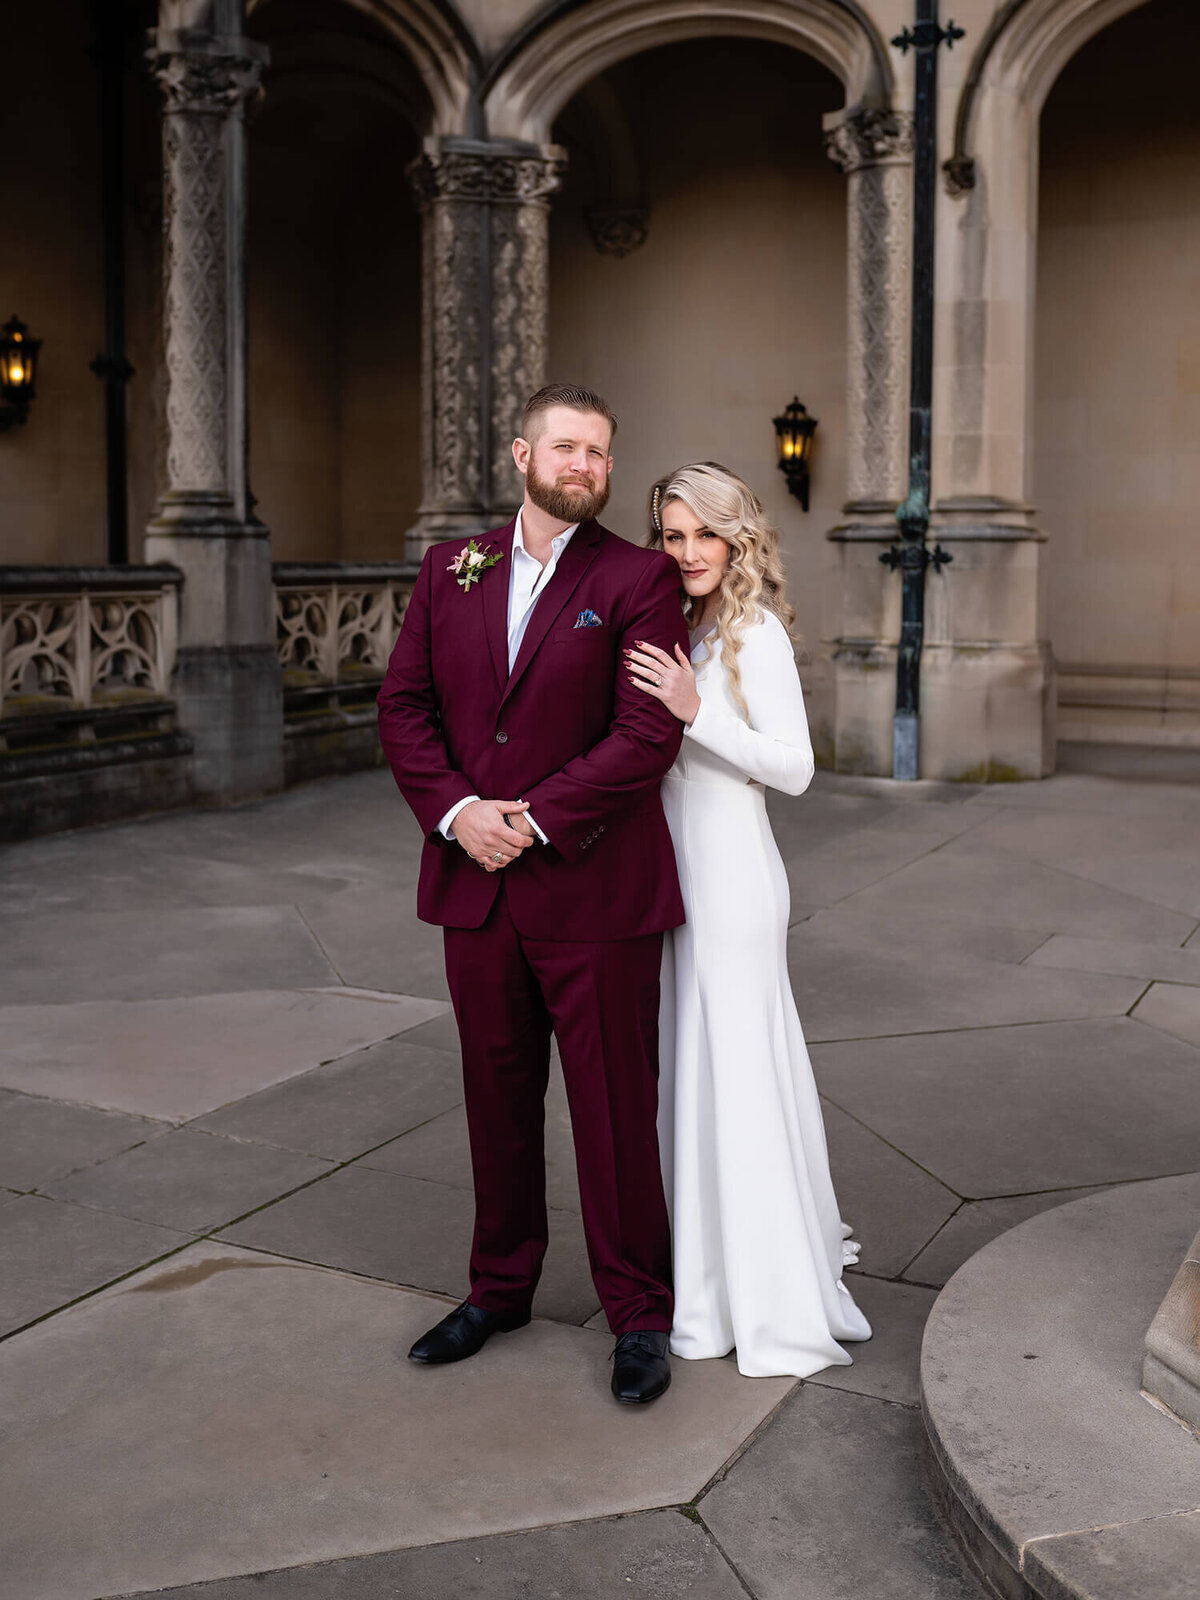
(625, 640), (701, 726)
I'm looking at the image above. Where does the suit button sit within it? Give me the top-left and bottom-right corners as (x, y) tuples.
(495, 732), (508, 744)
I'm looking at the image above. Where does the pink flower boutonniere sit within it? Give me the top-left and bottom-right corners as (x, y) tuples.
(448, 539), (503, 593)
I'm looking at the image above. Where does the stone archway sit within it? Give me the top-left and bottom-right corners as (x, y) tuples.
(247, 0), (476, 137)
(480, 0), (894, 144)
(464, 0), (909, 771)
(246, 2), (438, 560)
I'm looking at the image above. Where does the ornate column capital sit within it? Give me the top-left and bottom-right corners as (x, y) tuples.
(823, 109), (914, 174)
(407, 142), (566, 210)
(148, 30), (267, 115)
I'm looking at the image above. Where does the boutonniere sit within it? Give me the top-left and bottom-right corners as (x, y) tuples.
(448, 539), (503, 593)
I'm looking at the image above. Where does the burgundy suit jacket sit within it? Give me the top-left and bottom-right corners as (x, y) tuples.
(377, 516), (689, 940)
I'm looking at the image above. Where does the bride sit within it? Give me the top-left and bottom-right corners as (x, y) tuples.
(625, 461), (871, 1380)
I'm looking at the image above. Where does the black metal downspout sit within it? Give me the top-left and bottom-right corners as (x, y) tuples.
(90, 0), (134, 565)
(884, 0), (960, 778)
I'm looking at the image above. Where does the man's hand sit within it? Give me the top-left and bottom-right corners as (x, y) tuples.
(453, 800), (535, 871)
(505, 811), (536, 841)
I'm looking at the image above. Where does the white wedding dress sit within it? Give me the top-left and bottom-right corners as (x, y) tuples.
(657, 608), (872, 1379)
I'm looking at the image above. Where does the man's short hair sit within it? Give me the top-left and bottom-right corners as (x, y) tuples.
(520, 384), (618, 444)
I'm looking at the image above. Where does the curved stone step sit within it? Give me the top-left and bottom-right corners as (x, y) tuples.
(921, 1173), (1200, 1600)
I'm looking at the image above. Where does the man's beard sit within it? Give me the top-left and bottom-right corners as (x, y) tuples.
(526, 459), (611, 523)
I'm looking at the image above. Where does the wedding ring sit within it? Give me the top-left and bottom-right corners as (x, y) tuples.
(655, 673), (662, 686)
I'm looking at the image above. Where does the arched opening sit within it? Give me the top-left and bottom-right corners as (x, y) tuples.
(246, 0), (429, 561)
(1035, 0), (1200, 751)
(547, 37), (846, 656)
(0, 0), (161, 564)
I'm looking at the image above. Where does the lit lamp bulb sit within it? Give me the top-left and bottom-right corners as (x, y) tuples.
(0, 315), (41, 431)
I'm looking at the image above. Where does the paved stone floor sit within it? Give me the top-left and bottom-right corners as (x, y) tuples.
(2, 746), (1200, 1599)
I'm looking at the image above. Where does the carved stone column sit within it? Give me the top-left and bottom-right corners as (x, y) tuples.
(407, 140), (565, 556)
(815, 110), (914, 774)
(144, 2), (282, 804)
(487, 150), (567, 516)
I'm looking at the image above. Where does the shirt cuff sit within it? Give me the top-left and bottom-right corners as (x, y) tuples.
(438, 795), (479, 840)
(524, 812), (549, 845)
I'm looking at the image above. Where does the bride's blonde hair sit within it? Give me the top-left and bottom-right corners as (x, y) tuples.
(647, 461), (795, 716)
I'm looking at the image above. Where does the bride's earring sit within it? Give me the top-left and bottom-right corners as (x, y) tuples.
(651, 484), (662, 535)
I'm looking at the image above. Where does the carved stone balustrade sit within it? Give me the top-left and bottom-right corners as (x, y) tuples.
(0, 565), (191, 840)
(272, 561), (420, 784)
(0, 567), (182, 750)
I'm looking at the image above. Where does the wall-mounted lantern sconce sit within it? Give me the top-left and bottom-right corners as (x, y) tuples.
(0, 316), (40, 432)
(773, 396), (817, 511)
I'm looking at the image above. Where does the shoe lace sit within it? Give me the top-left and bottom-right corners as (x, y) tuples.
(611, 1331), (664, 1361)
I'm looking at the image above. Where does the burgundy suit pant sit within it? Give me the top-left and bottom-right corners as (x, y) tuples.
(443, 882), (673, 1335)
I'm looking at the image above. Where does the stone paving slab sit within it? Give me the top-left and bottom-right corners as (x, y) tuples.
(0, 1094), (166, 1191)
(813, 1017), (1200, 1196)
(295, 889), (452, 1000)
(0, 1194), (186, 1335)
(788, 921), (1144, 1043)
(903, 1188), (1110, 1288)
(1132, 980), (1200, 1049)
(42, 1128), (332, 1233)
(110, 1509), (747, 1600)
(833, 847), (1197, 943)
(219, 1163), (600, 1324)
(821, 1100), (959, 1275)
(1024, 1511), (1200, 1600)
(702, 1384), (981, 1600)
(807, 1276), (937, 1408)
(921, 1174), (1200, 1580)
(0, 905), (339, 1005)
(1026, 934), (1200, 983)
(195, 1037), (463, 1161)
(964, 772), (1200, 820)
(0, 1242), (793, 1600)
(0, 988), (449, 1121)
(809, 900), (1050, 965)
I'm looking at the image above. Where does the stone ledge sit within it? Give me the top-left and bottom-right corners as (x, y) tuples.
(921, 1175), (1200, 1600)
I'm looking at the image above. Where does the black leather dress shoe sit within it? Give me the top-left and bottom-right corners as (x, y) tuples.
(408, 1300), (531, 1364)
(611, 1330), (671, 1403)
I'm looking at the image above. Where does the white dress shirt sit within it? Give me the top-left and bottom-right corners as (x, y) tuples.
(438, 508), (579, 844)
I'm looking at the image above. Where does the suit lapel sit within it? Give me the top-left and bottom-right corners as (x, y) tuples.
(500, 520), (605, 708)
(481, 517), (517, 693)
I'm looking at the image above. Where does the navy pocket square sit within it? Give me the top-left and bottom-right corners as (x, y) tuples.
(574, 609), (604, 629)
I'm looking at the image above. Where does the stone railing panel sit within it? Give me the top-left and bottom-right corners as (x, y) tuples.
(272, 563), (420, 692)
(0, 568), (182, 725)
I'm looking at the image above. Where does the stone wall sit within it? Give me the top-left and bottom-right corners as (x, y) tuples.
(1036, 0), (1200, 745)
(547, 38), (846, 671)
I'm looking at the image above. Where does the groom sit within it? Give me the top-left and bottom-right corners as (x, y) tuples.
(378, 384), (687, 1403)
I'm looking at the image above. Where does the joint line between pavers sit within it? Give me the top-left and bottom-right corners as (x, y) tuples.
(1021, 1502), (1200, 1564)
(292, 904), (347, 986)
(817, 1090), (964, 1201)
(809, 1010), (1151, 1048)
(683, 1507), (759, 1600)
(689, 1379), (804, 1506)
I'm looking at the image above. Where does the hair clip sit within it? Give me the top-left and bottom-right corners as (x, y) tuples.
(651, 483), (662, 534)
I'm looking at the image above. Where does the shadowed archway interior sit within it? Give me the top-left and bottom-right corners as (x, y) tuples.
(247, 0), (428, 561)
(547, 36), (846, 660)
(1035, 0), (1200, 746)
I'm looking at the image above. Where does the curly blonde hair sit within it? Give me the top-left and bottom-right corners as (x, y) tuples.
(647, 462), (796, 716)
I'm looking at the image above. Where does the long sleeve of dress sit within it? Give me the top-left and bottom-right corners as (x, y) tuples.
(683, 612), (815, 796)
